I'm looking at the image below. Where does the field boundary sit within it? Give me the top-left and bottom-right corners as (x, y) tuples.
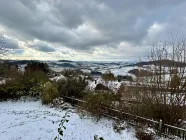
(62, 95), (186, 139)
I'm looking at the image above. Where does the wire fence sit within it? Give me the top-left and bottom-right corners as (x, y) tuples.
(62, 95), (186, 139)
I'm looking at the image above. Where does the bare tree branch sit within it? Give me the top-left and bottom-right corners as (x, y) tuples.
(0, 32), (11, 60)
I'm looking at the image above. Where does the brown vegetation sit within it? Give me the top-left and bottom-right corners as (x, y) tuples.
(119, 38), (186, 125)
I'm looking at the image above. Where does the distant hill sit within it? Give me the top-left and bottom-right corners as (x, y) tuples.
(128, 69), (153, 77)
(56, 63), (76, 68)
(1, 60), (39, 65)
(127, 59), (186, 67)
(58, 60), (74, 63)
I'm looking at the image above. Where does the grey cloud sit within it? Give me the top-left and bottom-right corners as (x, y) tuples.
(30, 42), (56, 52)
(0, 37), (20, 49)
(10, 49), (25, 54)
(95, 0), (185, 10)
(0, 0), (186, 57)
(6, 39), (20, 49)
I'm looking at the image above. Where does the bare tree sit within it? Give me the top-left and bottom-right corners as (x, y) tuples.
(121, 37), (186, 125)
(0, 32), (9, 60)
(0, 32), (13, 78)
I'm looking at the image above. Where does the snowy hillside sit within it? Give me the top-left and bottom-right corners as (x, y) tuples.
(0, 99), (137, 140)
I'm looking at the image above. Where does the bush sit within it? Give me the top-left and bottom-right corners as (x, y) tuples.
(0, 85), (23, 100)
(57, 76), (88, 99)
(25, 62), (49, 73)
(128, 69), (153, 77)
(0, 62), (49, 100)
(0, 63), (19, 78)
(79, 92), (120, 119)
(95, 83), (110, 91)
(133, 102), (186, 126)
(40, 81), (59, 104)
(117, 75), (133, 82)
(102, 71), (115, 81)
(136, 128), (154, 140)
(62, 69), (85, 78)
(21, 71), (48, 96)
(0, 76), (25, 100)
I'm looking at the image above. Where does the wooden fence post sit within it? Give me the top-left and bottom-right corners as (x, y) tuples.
(158, 119), (162, 136)
(71, 96), (74, 106)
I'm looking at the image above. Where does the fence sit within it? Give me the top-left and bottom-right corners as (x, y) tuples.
(162, 124), (186, 139)
(62, 95), (186, 139)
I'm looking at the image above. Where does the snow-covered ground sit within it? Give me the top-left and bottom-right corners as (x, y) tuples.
(87, 78), (122, 92)
(50, 67), (65, 72)
(0, 99), (137, 140)
(49, 75), (66, 81)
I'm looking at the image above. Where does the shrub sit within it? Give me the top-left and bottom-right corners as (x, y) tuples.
(79, 92), (120, 119)
(102, 71), (115, 81)
(40, 81), (59, 104)
(95, 83), (110, 91)
(117, 75), (133, 82)
(0, 63), (19, 78)
(0, 76), (25, 100)
(62, 69), (85, 78)
(25, 62), (49, 73)
(136, 128), (154, 140)
(55, 110), (70, 140)
(0, 86), (23, 100)
(128, 69), (153, 77)
(21, 71), (48, 96)
(0, 62), (49, 100)
(57, 76), (87, 99)
(133, 102), (186, 126)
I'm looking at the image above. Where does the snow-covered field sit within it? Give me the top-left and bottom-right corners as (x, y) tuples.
(0, 99), (137, 140)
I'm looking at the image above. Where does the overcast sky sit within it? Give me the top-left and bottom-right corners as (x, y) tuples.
(0, 0), (186, 61)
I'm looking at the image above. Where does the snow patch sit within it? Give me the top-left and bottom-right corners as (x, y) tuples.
(0, 100), (137, 140)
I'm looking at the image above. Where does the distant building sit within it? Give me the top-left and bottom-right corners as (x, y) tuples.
(90, 71), (102, 79)
(90, 71), (102, 84)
